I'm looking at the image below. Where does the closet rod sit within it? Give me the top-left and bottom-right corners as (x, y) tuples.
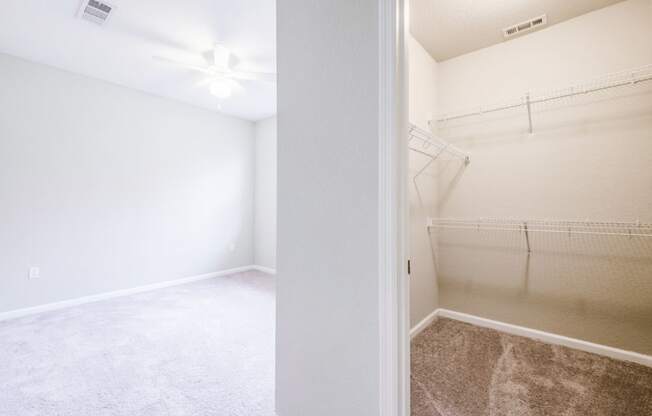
(430, 225), (652, 238)
(428, 218), (652, 239)
(435, 63), (652, 124)
(429, 218), (652, 227)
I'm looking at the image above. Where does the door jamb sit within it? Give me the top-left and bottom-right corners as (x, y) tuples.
(378, 0), (410, 415)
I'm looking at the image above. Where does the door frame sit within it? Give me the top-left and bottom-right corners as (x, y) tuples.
(378, 0), (410, 415)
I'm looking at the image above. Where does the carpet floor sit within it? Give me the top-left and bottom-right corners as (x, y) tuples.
(0, 271), (275, 416)
(411, 318), (652, 416)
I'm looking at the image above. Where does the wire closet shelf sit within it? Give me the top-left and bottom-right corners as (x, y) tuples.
(428, 218), (652, 252)
(408, 124), (470, 177)
(434, 63), (652, 133)
(428, 218), (652, 237)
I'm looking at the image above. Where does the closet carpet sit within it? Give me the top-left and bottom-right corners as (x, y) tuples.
(0, 271), (275, 416)
(411, 318), (652, 416)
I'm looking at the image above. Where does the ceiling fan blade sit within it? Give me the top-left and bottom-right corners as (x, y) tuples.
(213, 44), (232, 70)
(153, 56), (214, 75)
(196, 77), (217, 87)
(229, 70), (276, 82)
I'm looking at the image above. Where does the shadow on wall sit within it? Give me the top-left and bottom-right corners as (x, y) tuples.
(437, 229), (652, 312)
(410, 152), (471, 287)
(435, 229), (652, 354)
(434, 158), (468, 212)
(437, 81), (652, 145)
(411, 163), (440, 271)
(430, 87), (652, 355)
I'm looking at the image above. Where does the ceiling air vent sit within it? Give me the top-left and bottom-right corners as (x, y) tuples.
(503, 14), (547, 39)
(78, 0), (116, 26)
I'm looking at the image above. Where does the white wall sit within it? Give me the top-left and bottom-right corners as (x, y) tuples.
(408, 35), (439, 327)
(276, 0), (382, 414)
(254, 116), (277, 270)
(434, 0), (652, 354)
(0, 53), (255, 313)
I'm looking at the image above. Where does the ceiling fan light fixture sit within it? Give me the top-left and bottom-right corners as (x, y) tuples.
(209, 79), (233, 99)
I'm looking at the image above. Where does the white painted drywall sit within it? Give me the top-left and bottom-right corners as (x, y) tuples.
(276, 0), (382, 414)
(0, 53), (255, 313)
(434, 0), (652, 354)
(254, 116), (277, 270)
(408, 35), (440, 327)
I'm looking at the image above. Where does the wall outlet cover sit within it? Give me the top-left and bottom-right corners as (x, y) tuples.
(28, 267), (40, 279)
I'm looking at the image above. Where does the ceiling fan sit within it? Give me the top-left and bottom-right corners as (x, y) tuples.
(154, 43), (276, 100)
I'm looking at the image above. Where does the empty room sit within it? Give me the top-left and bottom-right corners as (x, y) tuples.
(2, 1), (652, 415)
(0, 1), (277, 414)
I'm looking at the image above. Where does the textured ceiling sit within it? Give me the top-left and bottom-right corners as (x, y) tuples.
(0, 0), (276, 121)
(410, 0), (627, 62)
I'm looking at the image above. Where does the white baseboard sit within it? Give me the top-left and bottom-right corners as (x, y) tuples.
(412, 308), (652, 368)
(251, 265), (277, 275)
(0, 265), (257, 322)
(410, 309), (439, 339)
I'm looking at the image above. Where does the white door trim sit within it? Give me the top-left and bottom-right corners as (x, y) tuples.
(378, 0), (409, 415)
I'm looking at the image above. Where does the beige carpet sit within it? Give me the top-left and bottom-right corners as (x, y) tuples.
(0, 271), (275, 416)
(411, 318), (652, 416)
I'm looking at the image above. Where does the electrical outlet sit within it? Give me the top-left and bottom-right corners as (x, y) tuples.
(28, 267), (40, 280)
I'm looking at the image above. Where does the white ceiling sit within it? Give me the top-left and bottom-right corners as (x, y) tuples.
(0, 0), (276, 121)
(410, 0), (627, 62)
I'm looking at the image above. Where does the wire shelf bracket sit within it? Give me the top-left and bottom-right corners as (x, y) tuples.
(408, 124), (470, 180)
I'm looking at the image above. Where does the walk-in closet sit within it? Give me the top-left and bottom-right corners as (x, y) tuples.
(407, 1), (652, 414)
